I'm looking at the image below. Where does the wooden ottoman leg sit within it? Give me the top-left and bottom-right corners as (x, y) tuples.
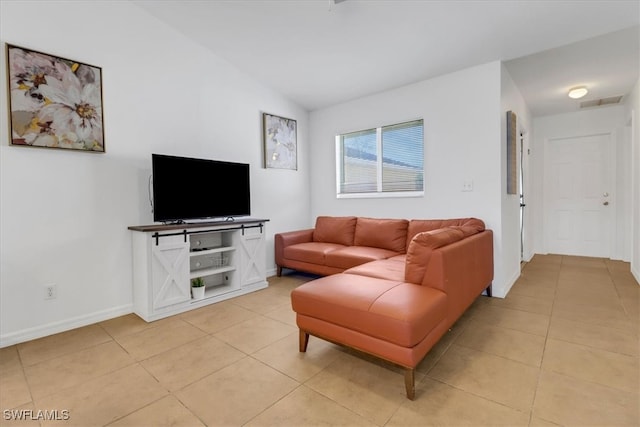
(299, 330), (309, 352)
(485, 284), (492, 297)
(405, 368), (415, 400)
(277, 265), (282, 277)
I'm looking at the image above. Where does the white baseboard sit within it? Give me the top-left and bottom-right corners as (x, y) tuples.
(494, 268), (521, 298)
(522, 252), (535, 263)
(0, 304), (133, 348)
(266, 267), (278, 278)
(632, 265), (640, 285)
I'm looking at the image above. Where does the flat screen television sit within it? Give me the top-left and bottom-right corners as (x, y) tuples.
(152, 154), (251, 223)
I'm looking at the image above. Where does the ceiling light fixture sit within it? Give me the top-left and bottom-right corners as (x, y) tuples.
(568, 86), (588, 99)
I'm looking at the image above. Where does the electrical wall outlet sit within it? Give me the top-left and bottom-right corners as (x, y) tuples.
(44, 284), (57, 300)
(462, 180), (474, 192)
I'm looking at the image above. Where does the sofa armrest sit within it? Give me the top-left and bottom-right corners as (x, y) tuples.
(275, 229), (315, 266)
(419, 230), (494, 321)
(404, 228), (466, 284)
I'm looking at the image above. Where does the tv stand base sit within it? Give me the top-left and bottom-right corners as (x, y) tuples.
(129, 219), (269, 321)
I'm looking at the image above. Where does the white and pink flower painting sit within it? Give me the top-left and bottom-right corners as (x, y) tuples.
(7, 45), (104, 152)
(263, 113), (297, 170)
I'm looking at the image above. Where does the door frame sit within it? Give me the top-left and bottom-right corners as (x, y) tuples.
(542, 131), (617, 258)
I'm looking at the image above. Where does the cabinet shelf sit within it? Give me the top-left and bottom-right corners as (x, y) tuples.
(190, 246), (235, 257)
(190, 265), (235, 279)
(194, 283), (236, 302)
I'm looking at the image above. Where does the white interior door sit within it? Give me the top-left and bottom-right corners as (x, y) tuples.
(544, 134), (612, 257)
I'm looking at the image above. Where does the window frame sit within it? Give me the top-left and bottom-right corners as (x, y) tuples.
(335, 119), (424, 199)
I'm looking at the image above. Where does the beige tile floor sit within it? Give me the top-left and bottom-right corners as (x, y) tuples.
(1, 255), (638, 426)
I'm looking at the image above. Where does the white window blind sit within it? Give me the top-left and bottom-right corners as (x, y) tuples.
(337, 119), (423, 196)
(339, 128), (377, 193)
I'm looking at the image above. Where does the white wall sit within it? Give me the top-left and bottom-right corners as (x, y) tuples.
(625, 78), (640, 281)
(531, 105), (630, 260)
(0, 0), (310, 346)
(500, 64), (533, 291)
(309, 61), (516, 297)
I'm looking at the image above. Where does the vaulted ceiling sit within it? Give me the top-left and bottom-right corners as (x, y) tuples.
(134, 0), (639, 116)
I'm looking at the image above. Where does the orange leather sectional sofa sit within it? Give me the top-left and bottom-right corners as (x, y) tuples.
(275, 216), (494, 399)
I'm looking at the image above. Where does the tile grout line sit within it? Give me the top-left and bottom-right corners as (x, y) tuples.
(421, 376), (532, 420)
(3, 257), (637, 426)
(526, 255), (562, 426)
(17, 324), (114, 369)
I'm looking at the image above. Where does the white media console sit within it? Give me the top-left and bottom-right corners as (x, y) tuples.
(128, 219), (269, 321)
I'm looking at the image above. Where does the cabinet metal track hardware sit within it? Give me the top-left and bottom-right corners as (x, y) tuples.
(152, 224), (263, 246)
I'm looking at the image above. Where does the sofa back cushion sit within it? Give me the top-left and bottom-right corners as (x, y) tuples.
(406, 218), (485, 249)
(354, 217), (409, 253)
(313, 216), (357, 246)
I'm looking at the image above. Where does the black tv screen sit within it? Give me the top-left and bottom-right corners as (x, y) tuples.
(152, 154), (251, 223)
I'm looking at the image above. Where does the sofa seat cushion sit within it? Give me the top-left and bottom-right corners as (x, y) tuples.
(291, 274), (447, 347)
(325, 246), (400, 270)
(284, 242), (346, 265)
(344, 258), (405, 282)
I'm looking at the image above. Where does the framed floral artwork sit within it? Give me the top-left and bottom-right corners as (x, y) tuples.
(263, 112), (297, 170)
(6, 44), (105, 152)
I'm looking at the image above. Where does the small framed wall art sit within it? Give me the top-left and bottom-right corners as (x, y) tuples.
(262, 112), (297, 170)
(6, 44), (105, 152)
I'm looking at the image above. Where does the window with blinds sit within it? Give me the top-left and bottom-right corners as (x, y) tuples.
(337, 119), (424, 197)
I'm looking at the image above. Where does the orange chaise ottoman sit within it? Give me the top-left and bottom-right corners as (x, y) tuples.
(291, 273), (449, 399)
